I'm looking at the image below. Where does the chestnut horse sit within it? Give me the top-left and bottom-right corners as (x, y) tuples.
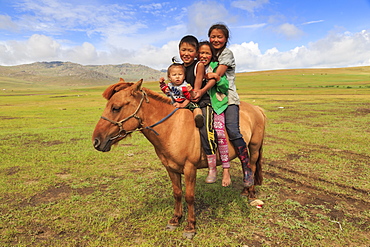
(92, 78), (265, 238)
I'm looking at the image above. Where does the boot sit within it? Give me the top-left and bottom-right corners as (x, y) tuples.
(205, 154), (217, 183)
(236, 145), (254, 187)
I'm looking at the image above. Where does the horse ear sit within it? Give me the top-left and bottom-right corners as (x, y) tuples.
(132, 79), (143, 93)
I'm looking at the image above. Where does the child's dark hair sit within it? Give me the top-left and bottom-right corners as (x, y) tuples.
(179, 35), (199, 50)
(199, 41), (218, 63)
(208, 23), (230, 55)
(167, 63), (185, 77)
(208, 23), (230, 43)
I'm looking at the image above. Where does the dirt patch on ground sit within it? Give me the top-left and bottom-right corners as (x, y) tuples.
(0, 115), (23, 120)
(4, 166), (21, 175)
(261, 144), (370, 238)
(19, 183), (106, 207)
(355, 107), (370, 116)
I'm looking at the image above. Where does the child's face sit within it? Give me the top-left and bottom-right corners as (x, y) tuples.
(168, 67), (185, 86)
(179, 42), (198, 66)
(209, 28), (226, 50)
(198, 45), (212, 66)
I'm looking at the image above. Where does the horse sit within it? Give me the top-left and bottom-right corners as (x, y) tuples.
(92, 78), (266, 239)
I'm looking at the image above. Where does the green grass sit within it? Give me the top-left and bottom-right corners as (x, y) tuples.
(1, 67), (369, 246)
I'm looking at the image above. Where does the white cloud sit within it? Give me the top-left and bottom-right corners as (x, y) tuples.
(231, 30), (370, 71)
(2, 30), (370, 71)
(275, 23), (304, 39)
(0, 34), (61, 65)
(5, 0), (185, 60)
(13, 0), (143, 37)
(27, 34), (61, 58)
(187, 1), (233, 37)
(63, 42), (98, 64)
(1, 0), (370, 74)
(0, 34), (179, 69)
(231, 0), (269, 13)
(129, 41), (180, 69)
(0, 15), (19, 31)
(237, 23), (267, 29)
(302, 20), (324, 25)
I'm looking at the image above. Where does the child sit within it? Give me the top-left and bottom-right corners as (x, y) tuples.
(178, 35), (218, 183)
(208, 23), (254, 187)
(196, 41), (231, 186)
(159, 63), (204, 128)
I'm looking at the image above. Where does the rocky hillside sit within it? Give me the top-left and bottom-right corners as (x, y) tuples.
(0, 61), (166, 87)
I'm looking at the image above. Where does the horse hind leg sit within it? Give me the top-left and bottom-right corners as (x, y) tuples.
(240, 143), (261, 200)
(236, 145), (254, 187)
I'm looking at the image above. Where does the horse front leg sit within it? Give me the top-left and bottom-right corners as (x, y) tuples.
(165, 169), (183, 230)
(183, 165), (197, 239)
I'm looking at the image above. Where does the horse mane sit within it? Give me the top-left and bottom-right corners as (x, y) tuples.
(102, 78), (172, 105)
(142, 87), (172, 105)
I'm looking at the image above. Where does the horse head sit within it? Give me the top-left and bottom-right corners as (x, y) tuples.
(92, 78), (146, 152)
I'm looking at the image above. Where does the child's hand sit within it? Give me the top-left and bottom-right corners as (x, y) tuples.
(191, 89), (203, 102)
(186, 83), (193, 91)
(159, 77), (169, 92)
(206, 72), (220, 82)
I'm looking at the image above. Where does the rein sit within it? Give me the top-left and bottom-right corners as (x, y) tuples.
(100, 90), (179, 140)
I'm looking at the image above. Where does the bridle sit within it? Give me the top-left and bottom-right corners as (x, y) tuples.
(100, 90), (148, 141)
(100, 90), (178, 141)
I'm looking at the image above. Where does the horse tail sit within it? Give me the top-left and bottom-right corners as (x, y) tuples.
(254, 106), (265, 186)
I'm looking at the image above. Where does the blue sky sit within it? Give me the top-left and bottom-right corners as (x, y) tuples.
(1, 0), (370, 72)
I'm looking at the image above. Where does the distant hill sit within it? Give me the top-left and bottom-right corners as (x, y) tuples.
(237, 66), (370, 76)
(0, 61), (166, 88)
(1, 62), (370, 91)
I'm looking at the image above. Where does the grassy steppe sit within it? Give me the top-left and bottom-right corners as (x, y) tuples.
(1, 67), (369, 246)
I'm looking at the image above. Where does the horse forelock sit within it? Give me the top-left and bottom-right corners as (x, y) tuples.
(102, 82), (134, 100)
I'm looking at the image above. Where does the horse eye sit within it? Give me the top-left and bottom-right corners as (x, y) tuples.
(112, 106), (122, 113)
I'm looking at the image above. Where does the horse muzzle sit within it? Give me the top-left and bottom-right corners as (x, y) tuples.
(93, 137), (112, 152)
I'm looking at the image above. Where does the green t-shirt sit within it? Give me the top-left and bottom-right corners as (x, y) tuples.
(208, 61), (229, 115)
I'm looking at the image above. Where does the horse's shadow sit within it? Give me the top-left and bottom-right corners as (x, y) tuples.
(132, 172), (251, 227)
(194, 174), (251, 219)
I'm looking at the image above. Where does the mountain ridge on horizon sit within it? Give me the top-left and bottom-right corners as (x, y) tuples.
(0, 61), (167, 88)
(1, 61), (370, 90)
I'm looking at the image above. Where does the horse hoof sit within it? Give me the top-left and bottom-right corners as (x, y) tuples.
(183, 231), (196, 239)
(240, 188), (249, 197)
(165, 224), (178, 231)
